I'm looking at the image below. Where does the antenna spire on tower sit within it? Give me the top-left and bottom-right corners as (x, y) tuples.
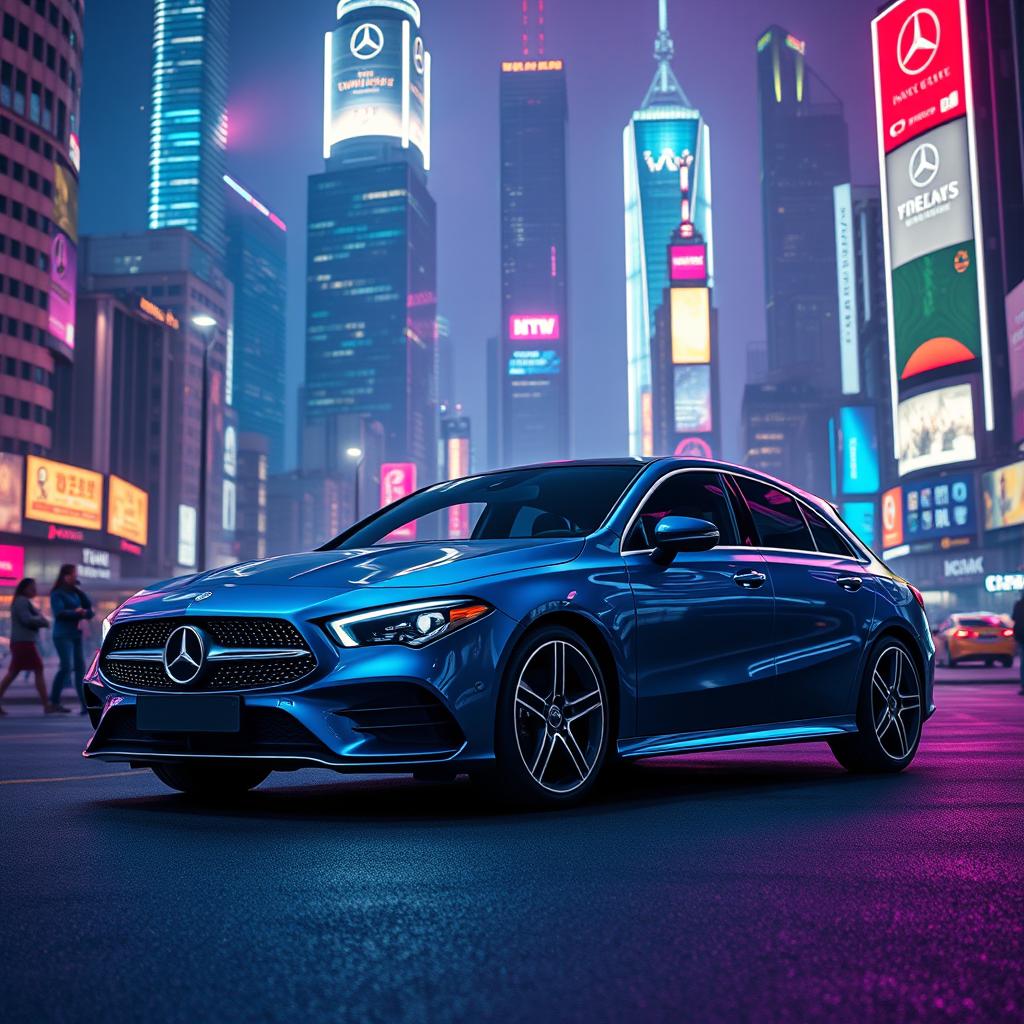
(520, 0), (546, 57)
(643, 0), (691, 108)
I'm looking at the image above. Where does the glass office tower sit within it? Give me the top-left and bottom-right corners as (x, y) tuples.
(148, 0), (229, 252)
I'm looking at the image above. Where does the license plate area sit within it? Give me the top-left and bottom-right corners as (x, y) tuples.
(136, 695), (241, 733)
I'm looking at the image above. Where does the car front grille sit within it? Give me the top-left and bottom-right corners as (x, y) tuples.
(100, 616), (317, 693)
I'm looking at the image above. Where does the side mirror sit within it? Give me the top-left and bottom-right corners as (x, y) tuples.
(651, 516), (720, 565)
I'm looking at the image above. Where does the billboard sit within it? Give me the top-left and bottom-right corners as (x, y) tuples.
(177, 504), (197, 568)
(107, 475), (149, 547)
(380, 462), (417, 540)
(508, 350), (561, 376)
(24, 456), (102, 531)
(982, 461), (1024, 531)
(47, 231), (76, 351)
(838, 406), (880, 495)
(896, 383), (976, 475)
(904, 473), (975, 545)
(509, 314), (561, 341)
(673, 365), (712, 433)
(0, 544), (24, 586)
(1007, 280), (1024, 444)
(842, 502), (877, 550)
(872, 0), (968, 153)
(873, 0), (993, 455)
(669, 243), (708, 283)
(53, 162), (79, 242)
(324, 9), (430, 168)
(882, 486), (904, 549)
(674, 436), (713, 458)
(834, 184), (860, 394)
(0, 453), (23, 534)
(670, 288), (711, 364)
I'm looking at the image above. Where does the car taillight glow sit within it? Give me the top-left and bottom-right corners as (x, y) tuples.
(953, 628), (977, 639)
(1002, 628), (1014, 638)
(908, 584), (926, 610)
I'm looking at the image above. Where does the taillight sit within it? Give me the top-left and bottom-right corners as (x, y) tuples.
(1003, 628), (1015, 638)
(954, 628), (977, 639)
(907, 583), (926, 610)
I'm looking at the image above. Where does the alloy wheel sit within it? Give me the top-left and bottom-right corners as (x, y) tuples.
(870, 645), (922, 761)
(513, 640), (605, 794)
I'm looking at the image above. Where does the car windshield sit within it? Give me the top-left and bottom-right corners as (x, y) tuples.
(325, 464), (644, 548)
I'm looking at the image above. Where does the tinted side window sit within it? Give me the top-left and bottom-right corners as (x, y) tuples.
(803, 505), (856, 557)
(625, 471), (738, 551)
(734, 478), (816, 552)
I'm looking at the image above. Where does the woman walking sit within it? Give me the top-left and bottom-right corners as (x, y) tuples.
(0, 578), (52, 714)
(49, 563), (94, 714)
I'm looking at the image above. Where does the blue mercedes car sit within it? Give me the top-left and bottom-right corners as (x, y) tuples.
(83, 459), (934, 806)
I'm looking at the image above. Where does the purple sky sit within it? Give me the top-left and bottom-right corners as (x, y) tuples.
(81, 0), (885, 466)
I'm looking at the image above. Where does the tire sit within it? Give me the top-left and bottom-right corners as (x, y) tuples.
(493, 625), (610, 807)
(829, 638), (924, 774)
(151, 762), (270, 798)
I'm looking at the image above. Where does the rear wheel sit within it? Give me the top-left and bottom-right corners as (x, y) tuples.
(151, 762), (270, 798)
(829, 639), (923, 774)
(494, 626), (609, 807)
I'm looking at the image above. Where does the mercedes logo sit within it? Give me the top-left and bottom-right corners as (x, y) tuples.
(350, 22), (384, 61)
(163, 625), (206, 686)
(908, 142), (940, 188)
(897, 9), (940, 76)
(413, 36), (425, 75)
(193, 592), (213, 602)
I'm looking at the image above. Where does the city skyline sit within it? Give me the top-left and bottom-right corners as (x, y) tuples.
(78, 0), (887, 464)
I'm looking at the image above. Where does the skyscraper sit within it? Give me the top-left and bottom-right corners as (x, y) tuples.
(499, 43), (570, 465)
(624, 0), (714, 456)
(302, 0), (437, 490)
(0, 0), (83, 456)
(148, 0), (229, 252)
(757, 26), (850, 384)
(223, 173), (287, 473)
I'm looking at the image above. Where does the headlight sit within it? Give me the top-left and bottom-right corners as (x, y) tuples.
(326, 599), (491, 649)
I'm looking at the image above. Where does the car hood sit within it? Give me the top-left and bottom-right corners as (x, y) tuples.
(150, 539), (585, 596)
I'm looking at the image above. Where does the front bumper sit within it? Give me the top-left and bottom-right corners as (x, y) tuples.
(83, 608), (518, 772)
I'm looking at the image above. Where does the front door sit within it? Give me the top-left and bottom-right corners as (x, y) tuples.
(623, 470), (777, 737)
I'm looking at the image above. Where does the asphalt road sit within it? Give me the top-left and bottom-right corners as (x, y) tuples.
(3, 676), (1022, 1024)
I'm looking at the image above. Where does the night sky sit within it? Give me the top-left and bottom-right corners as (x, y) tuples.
(80, 0), (884, 467)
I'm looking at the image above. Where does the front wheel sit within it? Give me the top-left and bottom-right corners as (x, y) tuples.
(151, 762), (270, 798)
(494, 626), (610, 807)
(829, 639), (923, 774)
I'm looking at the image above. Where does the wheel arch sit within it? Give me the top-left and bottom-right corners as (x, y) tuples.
(869, 622), (930, 701)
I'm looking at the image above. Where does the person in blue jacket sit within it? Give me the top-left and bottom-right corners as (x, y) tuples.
(49, 563), (94, 713)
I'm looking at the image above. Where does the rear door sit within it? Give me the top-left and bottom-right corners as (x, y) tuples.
(727, 475), (877, 723)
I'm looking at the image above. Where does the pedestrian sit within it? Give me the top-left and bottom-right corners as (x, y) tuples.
(0, 578), (53, 715)
(1013, 589), (1024, 696)
(49, 563), (94, 714)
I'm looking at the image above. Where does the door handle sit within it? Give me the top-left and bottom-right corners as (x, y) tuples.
(836, 576), (863, 592)
(733, 570), (767, 589)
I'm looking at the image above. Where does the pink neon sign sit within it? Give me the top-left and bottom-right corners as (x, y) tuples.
(0, 544), (25, 585)
(380, 463), (418, 541)
(509, 314), (561, 341)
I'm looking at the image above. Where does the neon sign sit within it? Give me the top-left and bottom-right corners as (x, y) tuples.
(509, 314), (560, 340)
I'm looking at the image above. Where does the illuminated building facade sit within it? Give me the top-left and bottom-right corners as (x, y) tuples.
(499, 56), (570, 465)
(0, 0), (83, 455)
(624, 0), (714, 456)
(303, 0), (437, 487)
(223, 174), (287, 473)
(148, 0), (228, 251)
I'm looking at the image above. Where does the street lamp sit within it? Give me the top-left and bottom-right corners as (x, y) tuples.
(191, 313), (218, 570)
(345, 446), (364, 523)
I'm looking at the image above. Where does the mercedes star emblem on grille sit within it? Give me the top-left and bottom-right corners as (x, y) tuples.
(163, 625), (206, 685)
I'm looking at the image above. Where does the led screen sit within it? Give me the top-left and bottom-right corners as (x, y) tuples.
(380, 462), (417, 540)
(673, 365), (712, 433)
(508, 350), (561, 376)
(834, 184), (860, 395)
(0, 453), (23, 534)
(47, 232), (76, 351)
(982, 460), (1024, 531)
(107, 475), (149, 547)
(24, 456), (102, 531)
(670, 288), (711, 364)
(839, 406), (880, 495)
(1007, 280), (1024, 445)
(669, 244), (707, 283)
(882, 486), (904, 548)
(904, 474), (975, 544)
(897, 383), (976, 475)
(842, 502), (877, 550)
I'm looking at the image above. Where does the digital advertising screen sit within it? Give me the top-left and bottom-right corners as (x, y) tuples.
(670, 287), (711, 364)
(380, 462), (417, 541)
(669, 244), (708, 283)
(673, 365), (712, 433)
(177, 504), (197, 568)
(842, 501), (877, 550)
(897, 382), (976, 475)
(1007, 279), (1024, 444)
(834, 184), (860, 395)
(53, 162), (79, 243)
(107, 475), (149, 548)
(0, 544), (24, 586)
(982, 461), (1024, 531)
(47, 231), (77, 351)
(508, 350), (561, 376)
(24, 456), (103, 531)
(325, 10), (430, 167)
(0, 453), (23, 534)
(838, 406), (880, 495)
(882, 486), (904, 549)
(872, 0), (968, 154)
(904, 474), (975, 546)
(509, 315), (560, 341)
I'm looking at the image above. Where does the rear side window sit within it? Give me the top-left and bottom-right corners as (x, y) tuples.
(803, 505), (856, 558)
(733, 477), (816, 552)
